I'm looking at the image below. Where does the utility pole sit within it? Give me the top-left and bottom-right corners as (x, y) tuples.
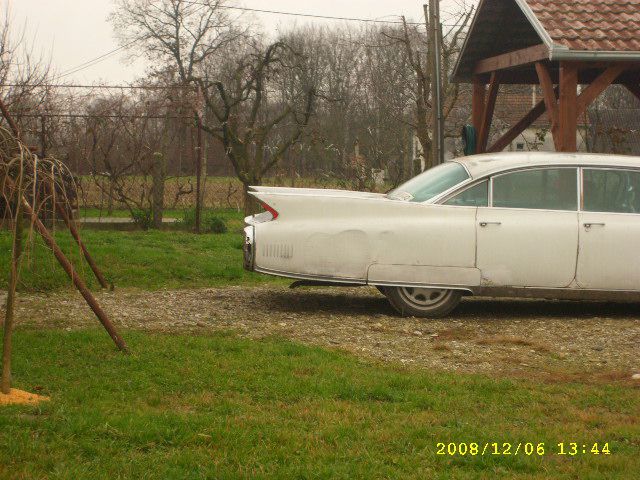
(194, 84), (204, 234)
(425, 1), (445, 166)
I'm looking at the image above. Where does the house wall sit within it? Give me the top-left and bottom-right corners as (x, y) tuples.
(502, 127), (589, 153)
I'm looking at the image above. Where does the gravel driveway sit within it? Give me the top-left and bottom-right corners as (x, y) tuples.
(8, 286), (640, 381)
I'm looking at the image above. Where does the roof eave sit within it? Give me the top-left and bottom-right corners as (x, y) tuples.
(550, 46), (640, 62)
(451, 0), (487, 82)
(452, 0), (554, 83)
(513, 0), (554, 49)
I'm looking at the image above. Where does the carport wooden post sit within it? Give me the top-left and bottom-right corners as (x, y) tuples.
(472, 77), (486, 140)
(559, 62), (578, 152)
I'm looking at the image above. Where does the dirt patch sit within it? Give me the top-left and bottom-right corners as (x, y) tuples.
(0, 389), (49, 406)
(9, 285), (640, 382)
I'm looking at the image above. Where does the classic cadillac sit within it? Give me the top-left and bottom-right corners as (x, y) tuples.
(244, 152), (640, 317)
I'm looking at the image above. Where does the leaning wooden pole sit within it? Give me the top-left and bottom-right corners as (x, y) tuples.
(54, 201), (110, 289)
(19, 197), (128, 352)
(0, 98), (109, 289)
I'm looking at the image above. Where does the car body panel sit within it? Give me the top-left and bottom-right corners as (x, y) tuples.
(577, 212), (640, 290)
(476, 208), (579, 288)
(244, 152), (640, 301)
(367, 265), (481, 289)
(249, 192), (478, 282)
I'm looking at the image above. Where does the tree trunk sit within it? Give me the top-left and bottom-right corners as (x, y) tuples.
(2, 201), (24, 394)
(107, 179), (114, 216)
(152, 152), (166, 229)
(243, 182), (262, 217)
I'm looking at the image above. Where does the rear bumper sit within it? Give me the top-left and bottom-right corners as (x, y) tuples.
(243, 225), (255, 271)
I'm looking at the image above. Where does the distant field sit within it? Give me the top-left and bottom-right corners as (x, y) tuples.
(0, 329), (637, 479)
(76, 175), (351, 211)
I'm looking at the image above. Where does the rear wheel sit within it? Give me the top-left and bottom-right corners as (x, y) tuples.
(385, 286), (462, 318)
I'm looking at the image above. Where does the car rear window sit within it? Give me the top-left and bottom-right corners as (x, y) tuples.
(388, 163), (469, 202)
(583, 168), (640, 213)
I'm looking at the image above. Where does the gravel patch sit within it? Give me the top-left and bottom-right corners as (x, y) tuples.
(6, 286), (640, 381)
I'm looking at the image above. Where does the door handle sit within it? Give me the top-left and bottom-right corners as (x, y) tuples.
(584, 222), (605, 229)
(479, 222), (502, 227)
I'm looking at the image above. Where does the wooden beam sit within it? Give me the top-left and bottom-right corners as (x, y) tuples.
(487, 88), (558, 153)
(472, 76), (486, 133)
(477, 72), (500, 153)
(535, 62), (560, 149)
(576, 64), (627, 116)
(559, 62), (578, 152)
(473, 44), (548, 75)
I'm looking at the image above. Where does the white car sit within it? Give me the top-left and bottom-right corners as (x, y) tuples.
(244, 152), (640, 317)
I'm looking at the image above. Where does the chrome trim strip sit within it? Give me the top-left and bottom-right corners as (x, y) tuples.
(254, 267), (367, 285)
(370, 280), (474, 293)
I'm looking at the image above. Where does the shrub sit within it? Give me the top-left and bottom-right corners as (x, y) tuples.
(180, 209), (228, 234)
(131, 209), (152, 230)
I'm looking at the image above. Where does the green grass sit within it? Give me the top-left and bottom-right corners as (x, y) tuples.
(0, 329), (638, 479)
(0, 225), (284, 292)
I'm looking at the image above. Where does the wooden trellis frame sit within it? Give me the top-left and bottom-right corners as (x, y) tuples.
(1, 97), (127, 394)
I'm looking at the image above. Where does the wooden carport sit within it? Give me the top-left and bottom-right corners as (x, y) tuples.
(452, 0), (640, 153)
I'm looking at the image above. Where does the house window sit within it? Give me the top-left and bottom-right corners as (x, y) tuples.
(516, 143), (525, 151)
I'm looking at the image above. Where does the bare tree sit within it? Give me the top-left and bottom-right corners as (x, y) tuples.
(196, 40), (316, 213)
(82, 88), (180, 228)
(384, 6), (473, 171)
(111, 0), (241, 84)
(0, 6), (52, 137)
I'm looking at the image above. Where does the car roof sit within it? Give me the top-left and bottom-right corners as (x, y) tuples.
(453, 152), (640, 179)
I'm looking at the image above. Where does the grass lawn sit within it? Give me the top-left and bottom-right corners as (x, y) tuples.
(0, 329), (637, 479)
(0, 225), (284, 292)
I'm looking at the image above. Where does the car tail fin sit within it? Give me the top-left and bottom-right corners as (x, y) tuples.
(259, 200), (279, 220)
(248, 189), (281, 221)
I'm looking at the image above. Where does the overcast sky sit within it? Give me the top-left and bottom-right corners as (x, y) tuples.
(7, 0), (473, 84)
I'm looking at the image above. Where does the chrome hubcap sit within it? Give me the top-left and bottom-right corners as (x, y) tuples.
(399, 287), (448, 308)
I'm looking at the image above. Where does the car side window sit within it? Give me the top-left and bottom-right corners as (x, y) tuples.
(492, 168), (578, 211)
(444, 181), (488, 207)
(583, 168), (640, 213)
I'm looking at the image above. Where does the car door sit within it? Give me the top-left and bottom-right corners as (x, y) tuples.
(367, 180), (487, 288)
(577, 167), (640, 290)
(476, 167), (579, 288)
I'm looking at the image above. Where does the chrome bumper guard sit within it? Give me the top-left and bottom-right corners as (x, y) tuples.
(243, 225), (255, 271)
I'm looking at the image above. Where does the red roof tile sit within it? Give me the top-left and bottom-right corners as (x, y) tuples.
(526, 0), (640, 51)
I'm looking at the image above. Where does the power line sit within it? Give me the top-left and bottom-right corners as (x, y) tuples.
(215, 4), (425, 26)
(14, 113), (193, 120)
(219, 3), (463, 27)
(0, 83), (192, 90)
(53, 39), (139, 81)
(50, 2), (210, 80)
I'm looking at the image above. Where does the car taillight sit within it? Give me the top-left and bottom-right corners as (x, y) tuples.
(260, 201), (279, 220)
